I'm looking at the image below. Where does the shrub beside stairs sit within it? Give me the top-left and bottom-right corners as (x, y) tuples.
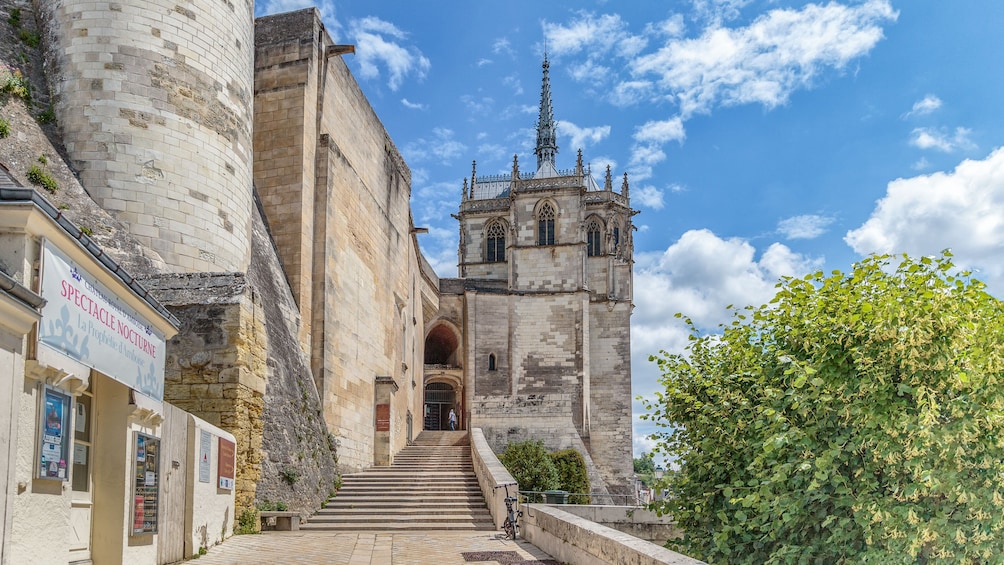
(301, 431), (495, 531)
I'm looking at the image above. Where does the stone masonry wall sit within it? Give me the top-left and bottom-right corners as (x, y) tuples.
(35, 0), (255, 273)
(587, 301), (634, 494)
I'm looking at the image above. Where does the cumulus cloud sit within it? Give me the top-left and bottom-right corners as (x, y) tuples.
(634, 185), (665, 210)
(691, 0), (754, 25)
(402, 128), (467, 165)
(778, 214), (835, 239)
(910, 127), (975, 152)
(544, 12), (648, 58)
(560, 121), (611, 151)
(634, 117), (686, 144)
(845, 147), (1004, 291)
(401, 98), (426, 110)
(630, 0), (897, 119)
(904, 94), (942, 118)
(350, 17), (430, 91)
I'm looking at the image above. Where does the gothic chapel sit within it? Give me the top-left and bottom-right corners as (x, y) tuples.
(425, 56), (637, 496)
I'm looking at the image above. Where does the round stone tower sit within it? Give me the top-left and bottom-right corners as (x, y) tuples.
(36, 0), (254, 273)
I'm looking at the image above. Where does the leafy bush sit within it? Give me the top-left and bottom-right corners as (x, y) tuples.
(499, 440), (559, 502)
(26, 164), (56, 192)
(643, 253), (1004, 564)
(549, 449), (590, 504)
(234, 508), (258, 535)
(18, 28), (39, 48)
(0, 64), (29, 99)
(7, 8), (20, 28)
(0, 117), (9, 138)
(256, 500), (288, 512)
(36, 106), (55, 125)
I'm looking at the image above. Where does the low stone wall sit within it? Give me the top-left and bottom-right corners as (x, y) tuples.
(521, 504), (705, 565)
(556, 505), (681, 544)
(469, 428), (515, 530)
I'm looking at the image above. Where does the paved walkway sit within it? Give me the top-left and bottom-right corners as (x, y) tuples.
(181, 530), (556, 565)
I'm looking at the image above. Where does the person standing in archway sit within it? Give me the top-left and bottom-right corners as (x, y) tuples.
(448, 408), (457, 431)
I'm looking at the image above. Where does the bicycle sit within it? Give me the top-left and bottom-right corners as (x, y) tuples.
(496, 483), (522, 540)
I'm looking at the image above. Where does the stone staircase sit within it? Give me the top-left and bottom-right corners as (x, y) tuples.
(301, 431), (495, 531)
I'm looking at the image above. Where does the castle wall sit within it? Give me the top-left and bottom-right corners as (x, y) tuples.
(35, 0), (254, 273)
(587, 301), (634, 493)
(255, 9), (422, 473)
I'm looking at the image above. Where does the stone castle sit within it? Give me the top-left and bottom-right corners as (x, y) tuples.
(0, 3), (635, 556)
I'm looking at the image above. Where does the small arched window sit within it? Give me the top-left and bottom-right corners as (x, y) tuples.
(586, 220), (601, 257)
(486, 221), (506, 262)
(537, 203), (555, 246)
(488, 353), (497, 371)
(613, 226), (620, 248)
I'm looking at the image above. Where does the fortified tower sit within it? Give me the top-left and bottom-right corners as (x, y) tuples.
(429, 56), (636, 495)
(36, 0), (255, 273)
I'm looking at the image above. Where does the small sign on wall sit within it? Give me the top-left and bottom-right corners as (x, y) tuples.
(218, 437), (235, 490)
(198, 429), (211, 483)
(375, 404), (390, 432)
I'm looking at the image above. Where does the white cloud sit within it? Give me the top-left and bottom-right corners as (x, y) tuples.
(634, 185), (665, 210)
(568, 59), (612, 85)
(257, 1), (341, 37)
(476, 58), (492, 67)
(609, 80), (654, 107)
(910, 127), (975, 152)
(630, 0), (897, 119)
(912, 157), (931, 171)
(904, 94), (942, 118)
(634, 117), (686, 144)
(845, 147), (1004, 291)
(560, 121), (611, 151)
(401, 98), (426, 110)
(402, 128), (467, 165)
(493, 37), (515, 57)
(544, 12), (647, 58)
(645, 14), (686, 38)
(461, 95), (495, 116)
(350, 17), (430, 91)
(691, 0), (754, 25)
(777, 214), (835, 239)
(502, 75), (523, 96)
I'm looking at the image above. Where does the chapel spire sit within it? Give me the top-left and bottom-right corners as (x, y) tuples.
(534, 53), (558, 171)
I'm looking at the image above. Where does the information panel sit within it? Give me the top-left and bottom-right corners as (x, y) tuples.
(218, 437), (235, 490)
(37, 386), (71, 481)
(131, 433), (160, 535)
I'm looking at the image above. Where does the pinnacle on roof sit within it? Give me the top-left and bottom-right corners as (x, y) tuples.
(534, 53), (557, 173)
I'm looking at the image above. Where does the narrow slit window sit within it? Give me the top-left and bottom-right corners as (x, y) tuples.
(488, 353), (497, 371)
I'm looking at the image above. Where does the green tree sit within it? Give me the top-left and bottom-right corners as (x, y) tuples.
(550, 449), (590, 504)
(634, 453), (656, 474)
(499, 440), (559, 502)
(642, 253), (1004, 564)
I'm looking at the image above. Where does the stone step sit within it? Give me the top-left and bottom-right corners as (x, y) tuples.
(300, 521), (495, 532)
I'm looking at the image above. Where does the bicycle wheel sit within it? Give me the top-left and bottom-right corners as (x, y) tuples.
(502, 517), (515, 539)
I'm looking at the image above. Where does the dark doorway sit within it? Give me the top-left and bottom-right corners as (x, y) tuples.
(424, 382), (456, 430)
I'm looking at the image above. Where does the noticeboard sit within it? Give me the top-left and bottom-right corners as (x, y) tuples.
(37, 386), (71, 481)
(131, 432), (160, 535)
(218, 437), (235, 490)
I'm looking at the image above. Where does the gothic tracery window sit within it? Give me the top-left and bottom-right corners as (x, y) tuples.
(586, 220), (601, 257)
(537, 202), (555, 246)
(486, 221), (506, 262)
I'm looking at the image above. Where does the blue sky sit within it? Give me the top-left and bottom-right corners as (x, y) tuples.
(257, 0), (1004, 461)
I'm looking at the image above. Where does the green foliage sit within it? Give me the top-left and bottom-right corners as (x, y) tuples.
(26, 164), (57, 192)
(0, 117), (9, 138)
(280, 467), (300, 486)
(642, 253), (1004, 564)
(499, 440), (559, 502)
(549, 449), (590, 504)
(634, 452), (658, 488)
(234, 508), (258, 535)
(78, 226), (93, 236)
(18, 28), (39, 49)
(0, 63), (29, 100)
(7, 8), (20, 28)
(36, 106), (54, 124)
(256, 500), (288, 512)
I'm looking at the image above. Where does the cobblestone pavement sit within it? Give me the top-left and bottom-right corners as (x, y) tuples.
(179, 531), (557, 565)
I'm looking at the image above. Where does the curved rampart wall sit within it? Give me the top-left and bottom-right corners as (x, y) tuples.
(36, 0), (254, 273)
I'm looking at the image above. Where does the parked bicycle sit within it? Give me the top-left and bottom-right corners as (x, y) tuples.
(495, 483), (522, 540)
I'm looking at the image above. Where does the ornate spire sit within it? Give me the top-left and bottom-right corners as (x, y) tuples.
(575, 148), (583, 176)
(470, 161), (477, 199)
(621, 172), (630, 199)
(604, 165), (613, 191)
(534, 54), (557, 170)
(462, 177), (468, 202)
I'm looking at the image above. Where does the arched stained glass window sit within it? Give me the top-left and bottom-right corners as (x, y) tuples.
(537, 203), (555, 246)
(486, 221), (506, 262)
(586, 220), (601, 256)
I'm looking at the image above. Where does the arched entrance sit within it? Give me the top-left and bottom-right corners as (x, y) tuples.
(424, 382), (457, 430)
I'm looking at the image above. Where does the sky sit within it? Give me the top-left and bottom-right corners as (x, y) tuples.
(256, 0), (1004, 463)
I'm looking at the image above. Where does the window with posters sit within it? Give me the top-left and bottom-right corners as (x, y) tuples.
(38, 386), (71, 481)
(131, 432), (160, 535)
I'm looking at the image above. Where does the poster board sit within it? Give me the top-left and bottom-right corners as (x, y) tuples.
(37, 386), (71, 481)
(218, 437), (235, 490)
(131, 432), (160, 535)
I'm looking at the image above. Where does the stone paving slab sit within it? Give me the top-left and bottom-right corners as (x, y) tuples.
(176, 531), (556, 565)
